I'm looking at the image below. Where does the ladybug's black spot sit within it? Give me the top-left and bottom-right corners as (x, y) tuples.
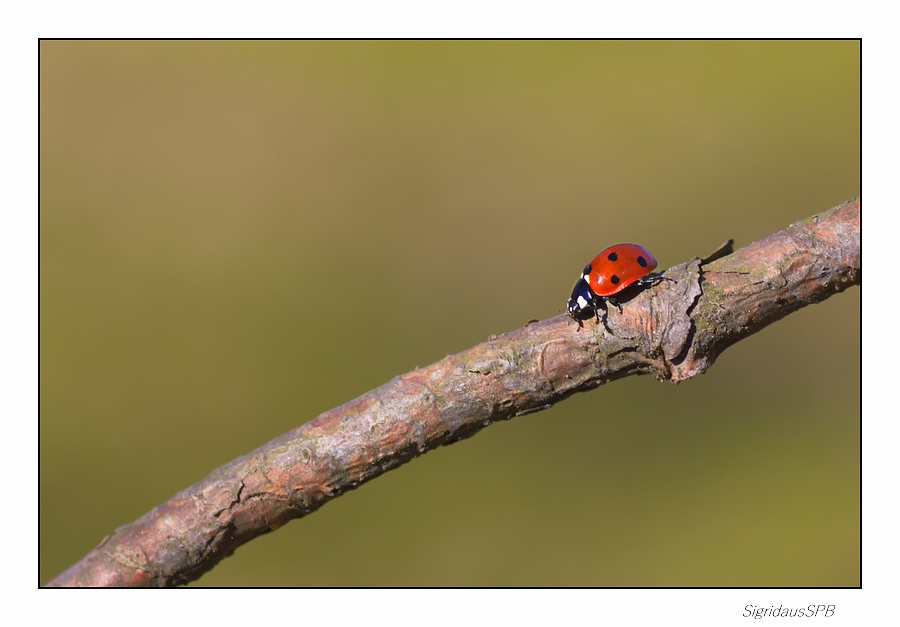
(636, 256), (648, 268)
(607, 252), (618, 262)
(609, 274), (620, 285)
(583, 263), (592, 275)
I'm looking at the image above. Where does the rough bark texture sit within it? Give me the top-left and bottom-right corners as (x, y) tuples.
(47, 197), (861, 587)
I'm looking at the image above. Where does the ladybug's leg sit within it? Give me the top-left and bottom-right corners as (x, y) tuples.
(606, 297), (623, 314)
(601, 297), (620, 333)
(592, 297), (615, 334)
(635, 273), (676, 288)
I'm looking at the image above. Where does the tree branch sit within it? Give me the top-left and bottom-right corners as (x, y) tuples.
(47, 197), (861, 587)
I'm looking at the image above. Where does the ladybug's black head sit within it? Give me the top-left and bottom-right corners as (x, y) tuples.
(567, 277), (595, 321)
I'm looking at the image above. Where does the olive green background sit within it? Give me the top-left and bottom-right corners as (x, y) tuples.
(40, 41), (860, 586)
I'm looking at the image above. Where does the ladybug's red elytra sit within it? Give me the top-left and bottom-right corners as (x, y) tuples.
(567, 243), (673, 329)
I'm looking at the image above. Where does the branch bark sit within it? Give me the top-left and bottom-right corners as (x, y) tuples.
(47, 197), (861, 587)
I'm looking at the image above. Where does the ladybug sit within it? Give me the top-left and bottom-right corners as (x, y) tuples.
(567, 243), (673, 328)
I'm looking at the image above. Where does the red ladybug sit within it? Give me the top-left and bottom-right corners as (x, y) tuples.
(567, 243), (673, 328)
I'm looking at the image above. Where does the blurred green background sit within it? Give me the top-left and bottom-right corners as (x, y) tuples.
(40, 41), (860, 586)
